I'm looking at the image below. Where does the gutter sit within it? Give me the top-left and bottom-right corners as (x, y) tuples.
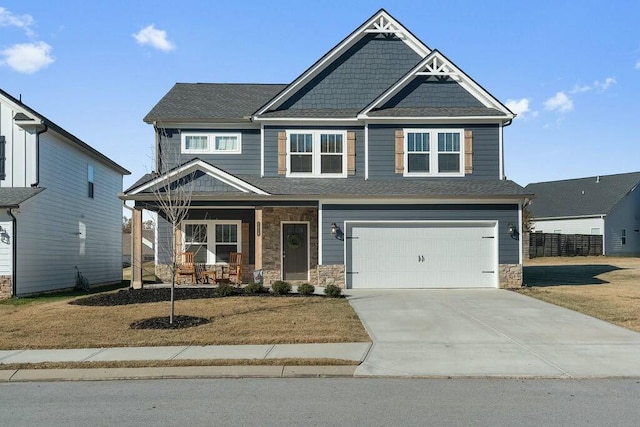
(7, 208), (17, 296)
(31, 123), (48, 187)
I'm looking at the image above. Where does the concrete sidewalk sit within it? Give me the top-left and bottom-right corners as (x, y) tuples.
(0, 342), (371, 381)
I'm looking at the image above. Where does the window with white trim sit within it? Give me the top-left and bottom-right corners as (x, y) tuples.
(181, 133), (242, 154)
(87, 165), (94, 198)
(182, 220), (241, 264)
(404, 129), (464, 176)
(287, 130), (346, 177)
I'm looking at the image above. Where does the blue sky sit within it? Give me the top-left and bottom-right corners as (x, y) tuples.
(1, 0), (639, 190)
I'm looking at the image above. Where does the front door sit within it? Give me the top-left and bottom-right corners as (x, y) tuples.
(282, 223), (308, 280)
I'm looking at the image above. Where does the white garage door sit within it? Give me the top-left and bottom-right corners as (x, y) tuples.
(347, 222), (497, 289)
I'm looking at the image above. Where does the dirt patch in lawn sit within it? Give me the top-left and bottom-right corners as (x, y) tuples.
(0, 291), (370, 349)
(517, 257), (640, 332)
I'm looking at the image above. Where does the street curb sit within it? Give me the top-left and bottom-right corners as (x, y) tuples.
(0, 366), (358, 382)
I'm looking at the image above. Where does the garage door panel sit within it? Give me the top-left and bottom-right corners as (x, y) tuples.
(348, 222), (497, 289)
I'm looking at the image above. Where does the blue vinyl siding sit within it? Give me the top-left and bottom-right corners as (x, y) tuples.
(160, 128), (261, 175)
(264, 126), (365, 177)
(321, 203), (519, 265)
(368, 124), (500, 179)
(277, 34), (421, 111)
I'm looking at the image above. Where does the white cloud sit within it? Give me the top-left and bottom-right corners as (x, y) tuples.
(0, 6), (35, 36)
(544, 91), (573, 113)
(506, 98), (531, 119)
(132, 25), (174, 52)
(593, 77), (616, 91)
(569, 84), (591, 94)
(1, 42), (54, 74)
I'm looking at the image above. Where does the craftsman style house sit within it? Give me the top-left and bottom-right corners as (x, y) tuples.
(123, 9), (530, 289)
(0, 88), (130, 297)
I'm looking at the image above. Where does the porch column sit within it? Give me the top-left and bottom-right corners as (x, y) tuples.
(132, 207), (143, 289)
(255, 207), (263, 270)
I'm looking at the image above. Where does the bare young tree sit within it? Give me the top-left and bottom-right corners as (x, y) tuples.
(151, 125), (196, 324)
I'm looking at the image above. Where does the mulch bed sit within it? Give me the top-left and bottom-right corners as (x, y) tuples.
(70, 288), (244, 307)
(130, 315), (210, 330)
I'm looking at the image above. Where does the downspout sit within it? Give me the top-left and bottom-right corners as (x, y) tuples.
(153, 121), (160, 173)
(7, 208), (17, 296)
(31, 123), (48, 187)
(123, 202), (134, 284)
(501, 119), (513, 180)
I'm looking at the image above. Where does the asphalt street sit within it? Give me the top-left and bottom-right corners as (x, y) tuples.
(1, 378), (639, 426)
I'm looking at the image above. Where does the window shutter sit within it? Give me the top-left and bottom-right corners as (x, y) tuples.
(347, 132), (356, 175)
(464, 130), (473, 174)
(0, 136), (5, 180)
(395, 130), (404, 174)
(278, 131), (287, 175)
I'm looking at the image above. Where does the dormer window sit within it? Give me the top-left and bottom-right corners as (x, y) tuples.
(181, 133), (241, 154)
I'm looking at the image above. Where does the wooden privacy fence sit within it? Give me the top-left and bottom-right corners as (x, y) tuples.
(529, 233), (603, 258)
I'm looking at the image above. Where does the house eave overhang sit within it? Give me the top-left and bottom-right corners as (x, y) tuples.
(252, 116), (360, 123)
(144, 117), (254, 125)
(533, 214), (607, 221)
(359, 115), (512, 124)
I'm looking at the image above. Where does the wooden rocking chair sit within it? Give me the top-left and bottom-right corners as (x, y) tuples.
(177, 252), (197, 284)
(227, 252), (243, 285)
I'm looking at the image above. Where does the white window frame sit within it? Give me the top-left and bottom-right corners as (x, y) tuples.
(182, 220), (242, 264)
(403, 129), (464, 177)
(286, 130), (348, 178)
(181, 132), (242, 154)
(87, 164), (95, 198)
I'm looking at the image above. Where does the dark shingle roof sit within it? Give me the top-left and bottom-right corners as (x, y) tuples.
(367, 106), (508, 117)
(0, 187), (45, 207)
(237, 176), (529, 198)
(525, 172), (640, 218)
(144, 83), (288, 123)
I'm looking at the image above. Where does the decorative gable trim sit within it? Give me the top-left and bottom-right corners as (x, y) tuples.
(358, 50), (514, 119)
(253, 9), (431, 118)
(127, 159), (269, 196)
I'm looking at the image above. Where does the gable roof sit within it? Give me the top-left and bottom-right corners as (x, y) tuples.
(0, 88), (130, 175)
(360, 50), (513, 119)
(525, 172), (640, 219)
(144, 83), (287, 124)
(253, 9), (430, 117)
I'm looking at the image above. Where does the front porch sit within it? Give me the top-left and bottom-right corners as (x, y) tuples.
(128, 204), (342, 289)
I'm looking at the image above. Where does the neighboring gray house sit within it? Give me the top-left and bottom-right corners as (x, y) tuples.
(0, 88), (130, 298)
(526, 172), (640, 256)
(123, 9), (531, 289)
(123, 229), (155, 266)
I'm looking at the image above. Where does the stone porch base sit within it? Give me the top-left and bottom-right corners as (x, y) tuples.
(0, 275), (11, 299)
(499, 264), (523, 289)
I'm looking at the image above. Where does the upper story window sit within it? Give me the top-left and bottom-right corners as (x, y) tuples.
(287, 130), (346, 177)
(181, 133), (242, 154)
(87, 165), (94, 198)
(404, 129), (464, 177)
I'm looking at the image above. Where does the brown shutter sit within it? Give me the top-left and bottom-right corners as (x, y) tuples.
(277, 131), (287, 175)
(395, 130), (404, 174)
(464, 130), (473, 174)
(241, 223), (250, 265)
(347, 131), (356, 175)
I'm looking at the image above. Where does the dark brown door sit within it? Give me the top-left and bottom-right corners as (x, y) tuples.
(282, 223), (308, 280)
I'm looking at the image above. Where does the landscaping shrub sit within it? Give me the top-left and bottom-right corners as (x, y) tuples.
(297, 283), (315, 296)
(324, 284), (342, 298)
(216, 282), (236, 297)
(244, 282), (267, 295)
(271, 280), (292, 295)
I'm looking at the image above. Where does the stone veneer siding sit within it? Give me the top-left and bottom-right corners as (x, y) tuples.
(0, 275), (11, 299)
(317, 264), (346, 288)
(262, 207), (318, 285)
(499, 264), (523, 289)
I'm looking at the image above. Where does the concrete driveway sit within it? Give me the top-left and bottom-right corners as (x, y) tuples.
(347, 289), (640, 377)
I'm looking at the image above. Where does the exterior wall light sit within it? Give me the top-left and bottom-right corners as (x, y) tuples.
(330, 222), (344, 241)
(508, 222), (519, 240)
